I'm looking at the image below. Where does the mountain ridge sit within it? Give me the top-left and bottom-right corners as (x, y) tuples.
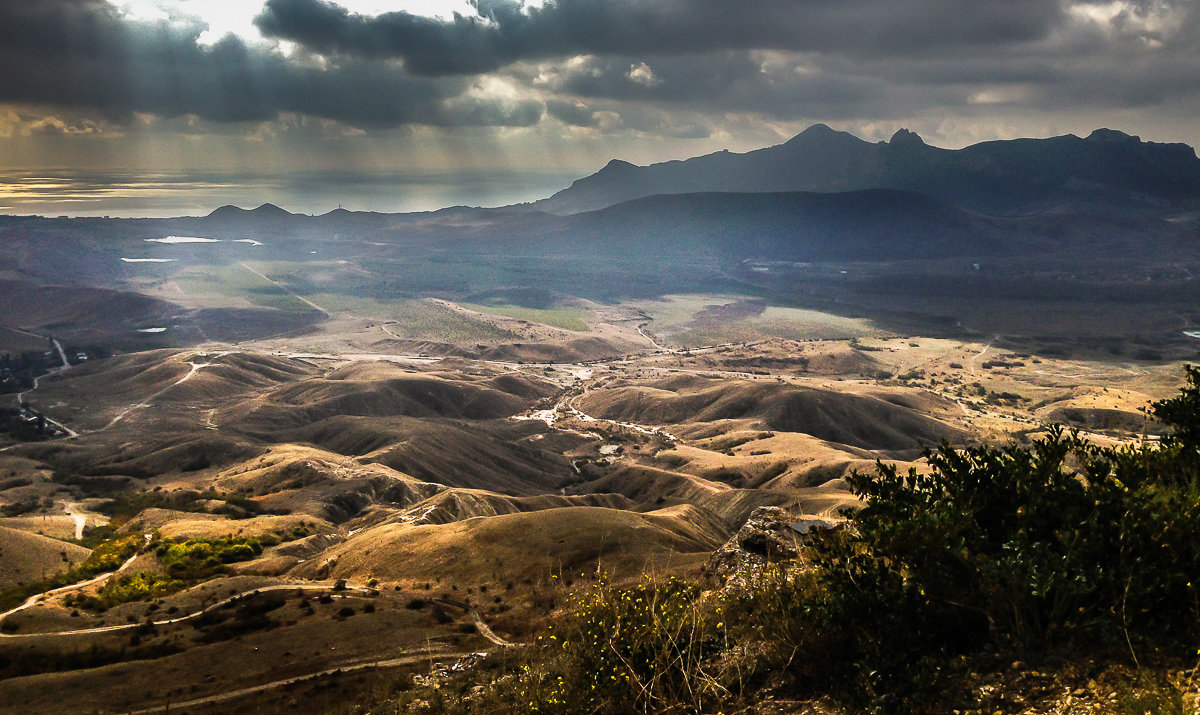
(524, 125), (1200, 217)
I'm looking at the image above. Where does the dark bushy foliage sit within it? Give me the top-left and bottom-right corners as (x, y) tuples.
(802, 367), (1200, 702)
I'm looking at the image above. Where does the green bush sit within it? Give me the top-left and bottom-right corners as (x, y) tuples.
(792, 366), (1200, 702)
(65, 572), (185, 611)
(154, 535), (266, 578)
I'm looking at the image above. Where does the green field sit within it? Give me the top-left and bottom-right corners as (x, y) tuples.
(625, 294), (748, 332)
(624, 295), (885, 347)
(746, 306), (882, 340)
(309, 294), (518, 343)
(171, 264), (314, 312)
(458, 302), (590, 331)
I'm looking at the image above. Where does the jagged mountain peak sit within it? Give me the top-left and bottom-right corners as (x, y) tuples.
(889, 128), (925, 146)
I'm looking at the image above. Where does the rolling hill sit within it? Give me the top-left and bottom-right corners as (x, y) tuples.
(575, 375), (963, 451)
(0, 526), (90, 590)
(289, 505), (730, 587)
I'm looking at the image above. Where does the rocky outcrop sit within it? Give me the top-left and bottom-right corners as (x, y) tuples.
(704, 506), (835, 585)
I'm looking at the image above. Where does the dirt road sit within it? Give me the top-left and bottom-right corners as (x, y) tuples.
(127, 646), (475, 714)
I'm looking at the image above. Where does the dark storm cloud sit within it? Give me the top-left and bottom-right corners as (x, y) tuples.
(524, 52), (957, 122)
(521, 3), (1200, 120)
(3, 0), (1199, 140)
(0, 0), (539, 127)
(255, 0), (1067, 76)
(545, 99), (598, 127)
(251, 0), (1200, 124)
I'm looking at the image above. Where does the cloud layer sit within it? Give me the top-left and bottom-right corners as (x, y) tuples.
(255, 0), (1067, 75)
(1, 0), (1198, 154)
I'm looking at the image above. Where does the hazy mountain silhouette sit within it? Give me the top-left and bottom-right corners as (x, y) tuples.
(526, 125), (1200, 217)
(489, 188), (1186, 264)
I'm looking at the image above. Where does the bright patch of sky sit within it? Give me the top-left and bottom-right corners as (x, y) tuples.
(110, 1), (547, 45)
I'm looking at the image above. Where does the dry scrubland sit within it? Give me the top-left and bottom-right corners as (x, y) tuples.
(1, 286), (1196, 713)
(3, 124), (1200, 710)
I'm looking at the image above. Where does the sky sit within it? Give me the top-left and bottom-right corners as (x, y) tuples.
(1, 0), (1198, 216)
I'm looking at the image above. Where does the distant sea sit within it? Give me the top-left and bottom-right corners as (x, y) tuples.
(0, 169), (582, 218)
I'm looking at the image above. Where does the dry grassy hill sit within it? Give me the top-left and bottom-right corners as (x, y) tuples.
(0, 282), (175, 336)
(290, 505), (729, 587)
(0, 526), (89, 589)
(577, 375), (963, 451)
(267, 416), (579, 495)
(356, 488), (636, 527)
(234, 364), (552, 429)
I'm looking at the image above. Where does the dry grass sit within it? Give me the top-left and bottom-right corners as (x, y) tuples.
(0, 525), (89, 589)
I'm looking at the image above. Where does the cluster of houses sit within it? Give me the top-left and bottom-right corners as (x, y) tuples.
(16, 404), (47, 433)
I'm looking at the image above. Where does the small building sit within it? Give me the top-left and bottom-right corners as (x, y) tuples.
(790, 518), (834, 537)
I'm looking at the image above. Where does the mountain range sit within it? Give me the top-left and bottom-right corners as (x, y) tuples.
(524, 124), (1200, 217)
(176, 124), (1200, 266)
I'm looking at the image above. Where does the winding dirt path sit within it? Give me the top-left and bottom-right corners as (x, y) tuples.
(469, 608), (518, 647)
(126, 647), (476, 714)
(0, 536), (148, 625)
(637, 322), (674, 353)
(95, 358), (215, 432)
(0, 582), (364, 639)
(62, 501), (87, 540)
(968, 337), (996, 376)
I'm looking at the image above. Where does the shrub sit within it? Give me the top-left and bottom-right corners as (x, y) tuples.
(154, 535), (266, 578)
(516, 574), (732, 713)
(0, 535), (143, 611)
(65, 572), (185, 611)
(788, 366), (1200, 702)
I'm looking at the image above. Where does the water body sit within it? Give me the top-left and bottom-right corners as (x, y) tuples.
(0, 169), (583, 219)
(146, 236), (221, 244)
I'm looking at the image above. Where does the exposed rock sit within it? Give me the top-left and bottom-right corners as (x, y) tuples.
(706, 506), (801, 584)
(736, 506), (801, 558)
(704, 507), (842, 585)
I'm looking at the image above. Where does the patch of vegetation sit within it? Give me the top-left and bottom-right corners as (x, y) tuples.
(174, 263), (314, 312)
(314, 295), (519, 343)
(0, 475), (33, 490)
(984, 389), (1026, 406)
(0, 496), (47, 517)
(0, 640), (183, 680)
(155, 534), (276, 579)
(848, 337), (882, 351)
(0, 350), (58, 395)
(194, 591), (286, 643)
(63, 572), (185, 612)
(982, 359), (1026, 369)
